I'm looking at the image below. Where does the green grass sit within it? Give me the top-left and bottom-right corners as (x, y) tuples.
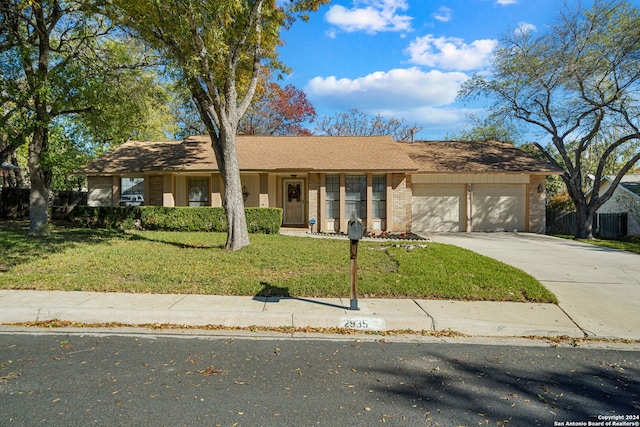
(553, 234), (640, 254)
(0, 221), (557, 303)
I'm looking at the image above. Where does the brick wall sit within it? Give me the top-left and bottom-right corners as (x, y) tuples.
(390, 173), (411, 232)
(148, 176), (163, 206)
(87, 176), (113, 206)
(598, 189), (640, 236)
(529, 175), (546, 233)
(307, 173), (320, 226)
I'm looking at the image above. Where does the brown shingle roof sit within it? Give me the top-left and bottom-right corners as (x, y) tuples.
(81, 135), (419, 174)
(79, 136), (562, 175)
(399, 140), (563, 174)
(80, 139), (216, 174)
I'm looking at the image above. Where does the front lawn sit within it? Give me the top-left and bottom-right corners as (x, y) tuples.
(0, 222), (557, 303)
(575, 236), (640, 254)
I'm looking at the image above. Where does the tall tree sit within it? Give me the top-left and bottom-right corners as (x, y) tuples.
(315, 108), (422, 142)
(447, 113), (521, 145)
(459, 0), (640, 239)
(106, 0), (328, 250)
(0, 0), (166, 235)
(1, 0), (106, 235)
(239, 82), (315, 136)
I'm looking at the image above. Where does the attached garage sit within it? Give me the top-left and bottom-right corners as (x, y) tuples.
(471, 184), (526, 231)
(402, 141), (563, 234)
(412, 184), (466, 232)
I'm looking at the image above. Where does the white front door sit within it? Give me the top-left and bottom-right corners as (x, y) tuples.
(283, 179), (305, 225)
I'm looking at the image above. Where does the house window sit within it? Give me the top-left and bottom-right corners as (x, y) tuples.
(120, 177), (144, 206)
(345, 175), (366, 219)
(188, 177), (209, 206)
(325, 174), (340, 219)
(372, 175), (386, 219)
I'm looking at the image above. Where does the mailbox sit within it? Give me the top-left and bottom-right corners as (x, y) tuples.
(348, 218), (364, 241)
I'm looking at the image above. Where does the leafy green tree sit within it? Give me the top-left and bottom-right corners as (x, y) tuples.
(315, 108), (422, 141)
(65, 41), (178, 155)
(1, 0), (173, 235)
(459, 0), (640, 239)
(106, 0), (328, 250)
(1, 0), (106, 235)
(447, 113), (521, 145)
(44, 125), (90, 192)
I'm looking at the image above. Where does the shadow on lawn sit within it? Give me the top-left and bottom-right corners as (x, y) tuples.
(0, 220), (125, 272)
(126, 232), (225, 249)
(253, 281), (349, 310)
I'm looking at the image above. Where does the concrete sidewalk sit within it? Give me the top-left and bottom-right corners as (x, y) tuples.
(0, 289), (586, 339)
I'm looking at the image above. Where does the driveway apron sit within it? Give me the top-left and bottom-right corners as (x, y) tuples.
(427, 233), (640, 340)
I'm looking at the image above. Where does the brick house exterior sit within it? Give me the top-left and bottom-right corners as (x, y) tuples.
(594, 175), (640, 236)
(79, 136), (562, 234)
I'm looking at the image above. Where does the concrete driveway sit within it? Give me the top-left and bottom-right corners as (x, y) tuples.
(427, 233), (640, 339)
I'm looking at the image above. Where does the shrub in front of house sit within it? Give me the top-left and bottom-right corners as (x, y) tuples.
(70, 206), (143, 229)
(547, 192), (575, 211)
(245, 207), (282, 234)
(139, 207), (227, 231)
(70, 206), (282, 234)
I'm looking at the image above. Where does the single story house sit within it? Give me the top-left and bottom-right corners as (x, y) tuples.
(79, 135), (562, 234)
(593, 174), (640, 236)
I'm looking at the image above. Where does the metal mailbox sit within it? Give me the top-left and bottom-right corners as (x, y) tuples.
(347, 218), (363, 241)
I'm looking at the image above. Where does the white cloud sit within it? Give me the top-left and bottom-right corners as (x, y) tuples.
(515, 21), (536, 35)
(381, 105), (469, 125)
(325, 0), (413, 34)
(405, 35), (497, 71)
(305, 67), (469, 111)
(496, 0), (517, 4)
(432, 6), (452, 23)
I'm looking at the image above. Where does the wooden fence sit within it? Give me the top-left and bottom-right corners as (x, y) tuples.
(546, 209), (628, 238)
(1, 189), (87, 220)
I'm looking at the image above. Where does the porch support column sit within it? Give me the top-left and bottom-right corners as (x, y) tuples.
(259, 173), (269, 207)
(466, 183), (473, 232)
(112, 176), (120, 207)
(162, 174), (175, 207)
(366, 173), (373, 232)
(339, 173), (346, 233)
(319, 173), (326, 233)
(144, 175), (151, 205)
(386, 173), (392, 232)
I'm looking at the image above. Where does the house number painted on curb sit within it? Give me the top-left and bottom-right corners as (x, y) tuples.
(341, 317), (386, 331)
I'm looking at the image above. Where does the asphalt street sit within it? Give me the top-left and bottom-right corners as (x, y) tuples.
(1, 332), (638, 426)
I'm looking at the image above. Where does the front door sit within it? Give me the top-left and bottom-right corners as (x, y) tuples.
(283, 179), (305, 225)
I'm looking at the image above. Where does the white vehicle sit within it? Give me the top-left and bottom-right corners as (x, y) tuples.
(120, 194), (144, 206)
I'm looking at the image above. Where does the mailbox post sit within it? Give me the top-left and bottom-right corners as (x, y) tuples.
(347, 215), (363, 311)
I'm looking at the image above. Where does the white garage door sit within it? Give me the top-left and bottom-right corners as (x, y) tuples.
(412, 185), (466, 232)
(472, 184), (526, 231)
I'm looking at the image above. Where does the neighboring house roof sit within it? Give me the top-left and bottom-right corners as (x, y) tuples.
(619, 175), (640, 197)
(602, 174), (640, 198)
(79, 136), (562, 175)
(399, 140), (564, 174)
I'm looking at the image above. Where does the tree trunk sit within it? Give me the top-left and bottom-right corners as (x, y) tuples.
(574, 201), (594, 240)
(220, 131), (250, 251)
(27, 128), (51, 237)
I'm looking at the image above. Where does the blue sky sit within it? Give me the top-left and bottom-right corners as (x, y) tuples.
(277, 0), (580, 140)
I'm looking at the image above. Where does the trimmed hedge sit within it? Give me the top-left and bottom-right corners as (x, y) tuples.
(70, 206), (283, 234)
